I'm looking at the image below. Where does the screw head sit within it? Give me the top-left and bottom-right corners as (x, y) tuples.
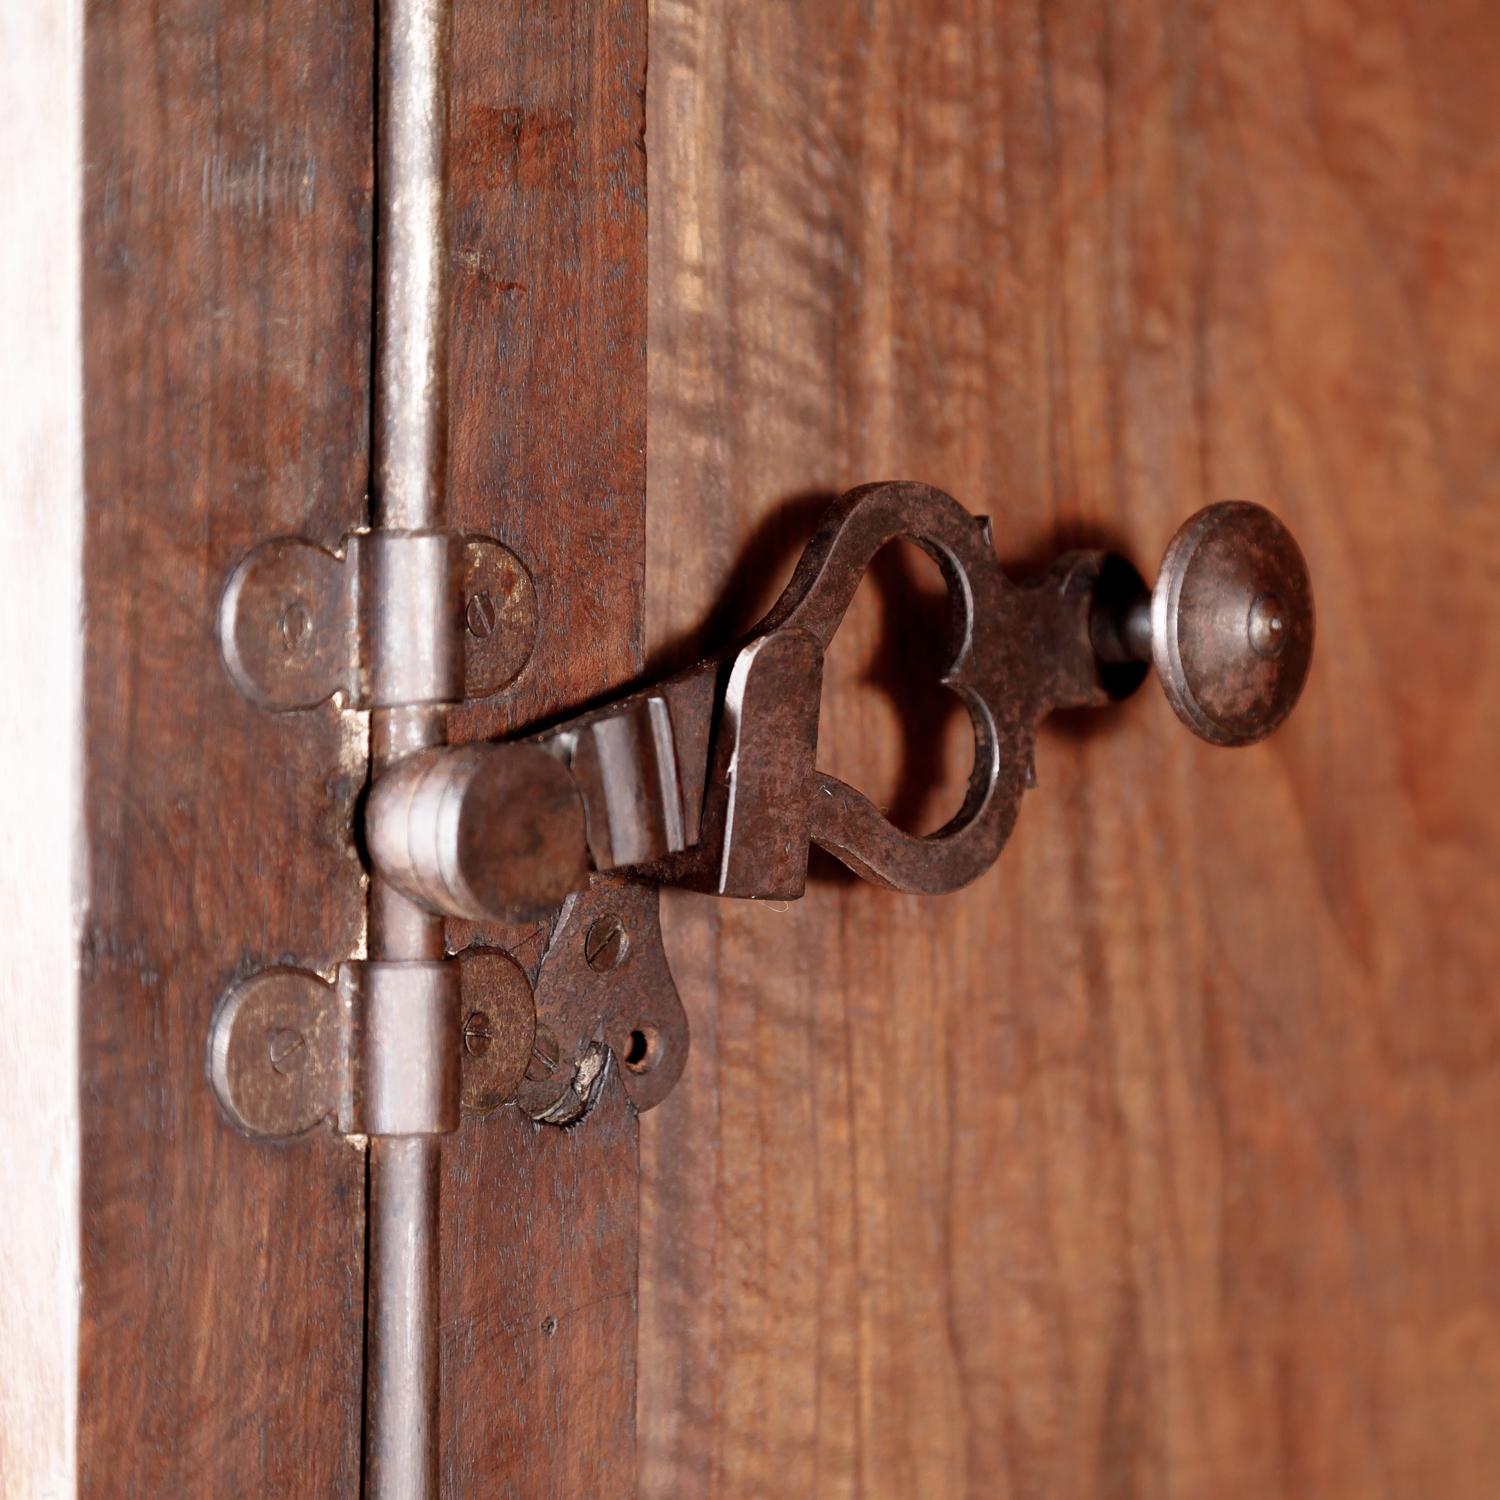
(584, 913), (630, 973)
(267, 1026), (306, 1075)
(462, 1010), (494, 1057)
(465, 590), (497, 640)
(278, 601), (311, 654)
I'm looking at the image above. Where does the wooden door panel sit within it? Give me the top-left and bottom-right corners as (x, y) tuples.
(32, 0), (1498, 1492)
(640, 1), (1500, 1495)
(440, 0), (649, 1490)
(79, 3), (374, 1491)
(72, 0), (654, 1491)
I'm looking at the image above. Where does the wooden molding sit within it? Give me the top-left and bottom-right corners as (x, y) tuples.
(0, 2), (83, 1493)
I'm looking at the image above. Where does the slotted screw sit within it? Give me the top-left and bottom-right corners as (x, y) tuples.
(462, 1011), (493, 1057)
(584, 913), (629, 973)
(267, 1026), (306, 1075)
(466, 591), (497, 639)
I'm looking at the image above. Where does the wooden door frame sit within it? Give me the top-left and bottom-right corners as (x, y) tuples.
(0, 0), (649, 1492)
(0, 3), (83, 1493)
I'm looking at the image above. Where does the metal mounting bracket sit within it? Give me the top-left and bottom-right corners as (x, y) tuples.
(208, 874), (687, 1138)
(219, 530), (538, 711)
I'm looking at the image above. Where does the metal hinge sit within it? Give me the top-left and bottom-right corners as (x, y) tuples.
(218, 530), (536, 711)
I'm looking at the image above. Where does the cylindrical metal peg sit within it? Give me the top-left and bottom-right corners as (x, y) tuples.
(365, 742), (593, 922)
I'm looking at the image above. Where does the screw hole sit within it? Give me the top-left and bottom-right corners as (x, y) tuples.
(540, 1315), (558, 1337)
(623, 1027), (654, 1072)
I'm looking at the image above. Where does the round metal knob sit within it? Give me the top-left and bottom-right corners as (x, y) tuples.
(1145, 501), (1314, 746)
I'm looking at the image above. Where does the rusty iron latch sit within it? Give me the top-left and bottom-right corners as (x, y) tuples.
(364, 481), (1313, 917)
(212, 479), (1312, 1141)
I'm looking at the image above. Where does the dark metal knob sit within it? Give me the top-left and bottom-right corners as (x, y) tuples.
(1120, 501), (1314, 746)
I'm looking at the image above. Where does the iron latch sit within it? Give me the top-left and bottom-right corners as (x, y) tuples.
(363, 481), (1313, 918)
(212, 480), (1311, 1139)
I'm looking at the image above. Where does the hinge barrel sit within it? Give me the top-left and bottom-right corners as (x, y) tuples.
(366, 0), (455, 1494)
(343, 962), (462, 1137)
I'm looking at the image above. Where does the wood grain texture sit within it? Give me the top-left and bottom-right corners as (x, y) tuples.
(440, 0), (648, 1490)
(79, 2), (374, 1492)
(0, 3), (83, 1494)
(640, 1), (1500, 1496)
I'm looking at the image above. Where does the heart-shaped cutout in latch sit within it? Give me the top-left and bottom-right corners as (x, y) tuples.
(816, 536), (977, 847)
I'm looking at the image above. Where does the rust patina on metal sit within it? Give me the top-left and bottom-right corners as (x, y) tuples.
(365, 481), (1314, 916)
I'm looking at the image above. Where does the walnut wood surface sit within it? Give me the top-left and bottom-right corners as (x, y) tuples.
(440, 0), (648, 1491)
(640, 1), (1500, 1495)
(79, 3), (373, 1492)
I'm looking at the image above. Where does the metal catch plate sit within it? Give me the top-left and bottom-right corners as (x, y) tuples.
(516, 876), (689, 1124)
